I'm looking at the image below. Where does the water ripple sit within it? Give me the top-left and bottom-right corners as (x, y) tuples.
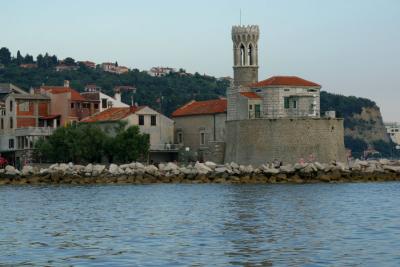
(1, 183), (400, 266)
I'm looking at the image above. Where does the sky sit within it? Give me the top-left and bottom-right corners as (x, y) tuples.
(1, 0), (399, 121)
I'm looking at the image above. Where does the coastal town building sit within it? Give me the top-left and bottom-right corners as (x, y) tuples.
(81, 85), (130, 112)
(37, 80), (99, 125)
(172, 25), (346, 164)
(101, 62), (129, 74)
(147, 67), (176, 77)
(82, 106), (178, 162)
(0, 83), (56, 167)
(172, 99), (227, 163)
(78, 61), (96, 69)
(385, 122), (400, 146)
(55, 64), (79, 72)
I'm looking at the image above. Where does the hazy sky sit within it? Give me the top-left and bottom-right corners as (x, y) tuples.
(1, 0), (399, 121)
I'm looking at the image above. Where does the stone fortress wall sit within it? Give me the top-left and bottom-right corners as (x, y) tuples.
(225, 118), (346, 165)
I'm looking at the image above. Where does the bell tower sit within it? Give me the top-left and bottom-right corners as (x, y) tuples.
(232, 25), (259, 87)
(227, 25), (260, 121)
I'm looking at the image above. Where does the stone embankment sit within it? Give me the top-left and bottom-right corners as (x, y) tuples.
(1, 160), (400, 185)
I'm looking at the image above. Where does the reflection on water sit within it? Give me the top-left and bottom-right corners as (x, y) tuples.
(1, 183), (400, 266)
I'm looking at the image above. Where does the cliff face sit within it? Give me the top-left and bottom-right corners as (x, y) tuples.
(320, 91), (389, 148)
(344, 106), (390, 145)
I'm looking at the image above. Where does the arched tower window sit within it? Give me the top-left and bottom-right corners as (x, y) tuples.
(248, 44), (253, 66)
(240, 44), (245, 66)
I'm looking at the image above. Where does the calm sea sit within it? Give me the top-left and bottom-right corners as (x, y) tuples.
(1, 183), (400, 266)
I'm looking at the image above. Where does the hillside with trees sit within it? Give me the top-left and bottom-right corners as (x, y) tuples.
(0, 47), (395, 158)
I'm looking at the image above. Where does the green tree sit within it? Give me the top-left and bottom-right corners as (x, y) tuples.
(0, 47), (11, 65)
(63, 57), (75, 66)
(16, 50), (23, 65)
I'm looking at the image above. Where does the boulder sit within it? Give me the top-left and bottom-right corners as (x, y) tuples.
(194, 162), (212, 174)
(84, 164), (93, 173)
(108, 164), (119, 175)
(383, 165), (400, 173)
(215, 167), (228, 173)
(92, 164), (106, 175)
(263, 168), (280, 175)
(164, 162), (178, 171)
(314, 162), (326, 171)
(21, 165), (34, 176)
(59, 163), (69, 172)
(205, 161), (217, 169)
(280, 164), (295, 174)
(230, 162), (239, 169)
(5, 165), (18, 175)
(145, 165), (159, 175)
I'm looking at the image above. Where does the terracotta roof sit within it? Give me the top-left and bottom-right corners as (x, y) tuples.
(82, 106), (143, 122)
(40, 86), (86, 101)
(240, 92), (262, 99)
(250, 76), (320, 88)
(172, 99), (227, 117)
(81, 92), (100, 101)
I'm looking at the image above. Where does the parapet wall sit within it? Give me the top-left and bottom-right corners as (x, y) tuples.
(225, 118), (346, 165)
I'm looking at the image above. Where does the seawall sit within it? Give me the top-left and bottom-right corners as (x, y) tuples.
(225, 118), (346, 165)
(1, 160), (400, 185)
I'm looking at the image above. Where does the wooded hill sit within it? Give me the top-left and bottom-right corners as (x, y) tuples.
(0, 47), (394, 158)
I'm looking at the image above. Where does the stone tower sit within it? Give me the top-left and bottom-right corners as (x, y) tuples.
(227, 25), (260, 121)
(232, 25), (260, 87)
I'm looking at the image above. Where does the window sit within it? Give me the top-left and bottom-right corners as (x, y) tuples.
(255, 104), (261, 118)
(94, 103), (99, 109)
(284, 97), (290, 109)
(248, 44), (253, 65)
(9, 117), (13, 129)
(77, 103), (81, 109)
(139, 115), (144, 125)
(293, 100), (297, 109)
(82, 103), (90, 109)
(240, 44), (245, 65)
(284, 88), (290, 92)
(9, 100), (13, 112)
(307, 89), (318, 92)
(249, 104), (253, 110)
(178, 132), (183, 144)
(9, 139), (14, 149)
(200, 132), (206, 146)
(19, 101), (29, 112)
(0, 118), (3, 129)
(70, 103), (75, 109)
(151, 115), (156, 126)
(101, 98), (107, 109)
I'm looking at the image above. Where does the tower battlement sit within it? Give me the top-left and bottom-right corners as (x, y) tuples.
(231, 25), (260, 41)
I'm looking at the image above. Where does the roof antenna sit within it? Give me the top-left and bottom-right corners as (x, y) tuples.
(240, 9), (242, 25)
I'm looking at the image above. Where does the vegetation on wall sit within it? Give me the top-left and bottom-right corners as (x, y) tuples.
(35, 123), (149, 163)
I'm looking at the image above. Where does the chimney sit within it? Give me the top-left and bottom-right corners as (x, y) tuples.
(64, 80), (70, 88)
(114, 87), (121, 102)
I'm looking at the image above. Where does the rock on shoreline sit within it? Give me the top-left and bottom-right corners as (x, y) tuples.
(1, 159), (400, 185)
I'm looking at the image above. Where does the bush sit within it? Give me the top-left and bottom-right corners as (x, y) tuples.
(35, 123), (149, 163)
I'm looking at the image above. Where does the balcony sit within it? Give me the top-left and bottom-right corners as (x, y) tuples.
(150, 143), (183, 152)
(15, 127), (55, 137)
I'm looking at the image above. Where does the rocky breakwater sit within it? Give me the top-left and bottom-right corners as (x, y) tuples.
(1, 160), (400, 186)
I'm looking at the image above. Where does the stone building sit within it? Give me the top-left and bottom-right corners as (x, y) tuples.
(173, 25), (346, 165)
(172, 99), (227, 163)
(225, 25), (346, 165)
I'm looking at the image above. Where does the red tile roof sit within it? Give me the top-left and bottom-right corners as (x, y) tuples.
(172, 99), (227, 117)
(240, 92), (262, 99)
(81, 106), (143, 122)
(250, 76), (320, 88)
(40, 86), (86, 101)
